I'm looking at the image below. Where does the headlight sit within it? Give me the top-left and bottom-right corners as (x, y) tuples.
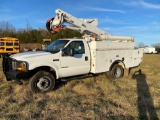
(12, 60), (27, 71)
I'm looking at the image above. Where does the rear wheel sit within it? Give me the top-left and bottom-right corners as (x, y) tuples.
(109, 64), (124, 79)
(29, 71), (55, 93)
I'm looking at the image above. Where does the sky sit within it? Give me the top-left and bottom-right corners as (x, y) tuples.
(0, 0), (160, 46)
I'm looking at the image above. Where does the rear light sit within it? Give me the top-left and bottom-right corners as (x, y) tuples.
(0, 47), (5, 49)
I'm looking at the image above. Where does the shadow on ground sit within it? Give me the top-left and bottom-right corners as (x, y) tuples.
(132, 69), (159, 120)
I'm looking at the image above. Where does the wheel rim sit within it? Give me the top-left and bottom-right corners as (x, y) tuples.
(36, 76), (50, 91)
(113, 67), (121, 78)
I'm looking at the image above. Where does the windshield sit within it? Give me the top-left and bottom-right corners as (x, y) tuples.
(6, 42), (13, 46)
(44, 40), (69, 52)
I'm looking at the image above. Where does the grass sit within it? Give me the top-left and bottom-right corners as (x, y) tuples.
(0, 54), (160, 119)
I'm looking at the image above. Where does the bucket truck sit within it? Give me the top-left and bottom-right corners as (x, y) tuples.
(2, 9), (143, 93)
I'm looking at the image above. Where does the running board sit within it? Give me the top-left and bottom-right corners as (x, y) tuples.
(61, 74), (98, 82)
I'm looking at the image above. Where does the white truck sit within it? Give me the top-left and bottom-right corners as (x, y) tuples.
(2, 9), (143, 93)
(143, 47), (157, 54)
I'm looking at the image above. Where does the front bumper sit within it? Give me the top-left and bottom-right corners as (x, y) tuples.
(2, 56), (30, 81)
(6, 70), (30, 80)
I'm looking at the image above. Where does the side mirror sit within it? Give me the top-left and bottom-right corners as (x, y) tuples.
(62, 48), (74, 56)
(61, 48), (66, 56)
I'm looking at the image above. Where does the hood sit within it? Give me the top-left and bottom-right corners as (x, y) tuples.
(10, 51), (53, 60)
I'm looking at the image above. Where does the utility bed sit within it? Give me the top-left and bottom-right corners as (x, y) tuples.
(88, 41), (143, 73)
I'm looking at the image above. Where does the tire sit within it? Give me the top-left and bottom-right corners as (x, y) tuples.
(109, 64), (124, 79)
(29, 71), (55, 93)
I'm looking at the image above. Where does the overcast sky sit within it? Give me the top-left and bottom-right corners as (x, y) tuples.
(0, 0), (160, 46)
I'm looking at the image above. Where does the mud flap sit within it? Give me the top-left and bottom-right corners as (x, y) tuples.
(124, 68), (130, 76)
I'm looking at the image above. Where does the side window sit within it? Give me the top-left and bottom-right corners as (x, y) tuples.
(14, 42), (19, 46)
(0, 42), (4, 46)
(63, 41), (85, 56)
(70, 41), (85, 54)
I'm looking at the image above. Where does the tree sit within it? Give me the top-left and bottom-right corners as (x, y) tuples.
(0, 21), (82, 43)
(0, 21), (16, 37)
(151, 43), (160, 48)
(138, 42), (146, 48)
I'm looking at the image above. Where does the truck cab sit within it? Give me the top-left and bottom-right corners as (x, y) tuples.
(3, 39), (91, 92)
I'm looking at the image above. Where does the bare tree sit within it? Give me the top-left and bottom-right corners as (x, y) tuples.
(0, 21), (16, 37)
(151, 43), (160, 48)
(138, 42), (146, 48)
(26, 20), (32, 32)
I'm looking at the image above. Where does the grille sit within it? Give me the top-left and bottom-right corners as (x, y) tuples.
(3, 57), (12, 72)
(8, 58), (12, 70)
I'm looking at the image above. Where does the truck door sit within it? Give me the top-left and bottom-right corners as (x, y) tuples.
(60, 41), (90, 77)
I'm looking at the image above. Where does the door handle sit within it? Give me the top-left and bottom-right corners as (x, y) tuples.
(85, 56), (88, 61)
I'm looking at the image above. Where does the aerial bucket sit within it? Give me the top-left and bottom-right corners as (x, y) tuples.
(46, 18), (62, 34)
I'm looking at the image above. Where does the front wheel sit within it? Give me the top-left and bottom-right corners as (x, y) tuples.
(29, 71), (55, 93)
(109, 64), (124, 79)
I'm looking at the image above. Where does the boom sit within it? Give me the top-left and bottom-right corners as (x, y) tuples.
(46, 9), (134, 41)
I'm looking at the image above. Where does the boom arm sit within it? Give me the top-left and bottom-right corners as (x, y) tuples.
(46, 9), (134, 41)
